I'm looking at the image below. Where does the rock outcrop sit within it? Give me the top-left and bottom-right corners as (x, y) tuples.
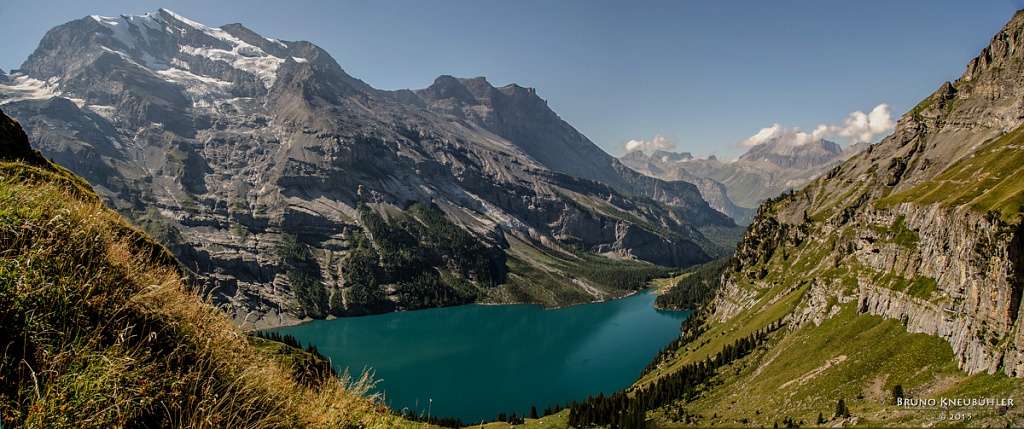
(0, 106), (45, 164)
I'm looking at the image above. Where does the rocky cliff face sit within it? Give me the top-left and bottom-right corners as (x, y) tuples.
(716, 10), (1024, 377)
(0, 10), (736, 328)
(854, 205), (1023, 375)
(405, 75), (722, 217)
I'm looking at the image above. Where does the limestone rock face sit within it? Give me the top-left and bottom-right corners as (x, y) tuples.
(0, 9), (736, 328)
(715, 10), (1024, 377)
(405, 75), (723, 219)
(854, 205), (1022, 375)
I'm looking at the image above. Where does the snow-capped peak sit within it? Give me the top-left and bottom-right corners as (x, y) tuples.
(156, 8), (203, 30)
(90, 12), (165, 51)
(157, 9), (285, 89)
(158, 9), (244, 47)
(89, 9), (288, 90)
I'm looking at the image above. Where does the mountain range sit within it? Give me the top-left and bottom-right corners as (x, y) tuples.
(620, 137), (868, 224)
(0, 105), (414, 428)
(0, 9), (739, 328)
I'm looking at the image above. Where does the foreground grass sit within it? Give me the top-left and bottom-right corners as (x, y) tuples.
(0, 159), (420, 428)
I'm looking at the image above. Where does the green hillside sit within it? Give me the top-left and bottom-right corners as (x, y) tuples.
(877, 122), (1024, 222)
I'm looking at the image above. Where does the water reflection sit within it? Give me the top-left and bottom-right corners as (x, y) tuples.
(271, 290), (690, 423)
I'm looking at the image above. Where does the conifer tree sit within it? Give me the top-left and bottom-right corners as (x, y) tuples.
(834, 398), (850, 419)
(891, 384), (905, 405)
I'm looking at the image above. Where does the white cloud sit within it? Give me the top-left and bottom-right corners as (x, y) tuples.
(737, 124), (786, 148)
(836, 103), (896, 144)
(735, 103), (896, 148)
(624, 134), (677, 153)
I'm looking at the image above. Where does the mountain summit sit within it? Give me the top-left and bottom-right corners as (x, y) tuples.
(0, 10), (737, 327)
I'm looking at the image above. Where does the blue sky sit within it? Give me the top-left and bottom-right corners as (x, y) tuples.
(1, 1), (1021, 159)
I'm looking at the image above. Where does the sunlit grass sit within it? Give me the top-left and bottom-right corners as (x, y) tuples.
(0, 161), (420, 428)
(877, 124), (1024, 222)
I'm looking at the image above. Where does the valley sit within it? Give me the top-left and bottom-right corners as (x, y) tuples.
(1, 4), (1024, 429)
(619, 138), (867, 225)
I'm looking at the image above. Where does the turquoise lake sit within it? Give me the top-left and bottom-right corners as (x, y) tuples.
(270, 290), (690, 424)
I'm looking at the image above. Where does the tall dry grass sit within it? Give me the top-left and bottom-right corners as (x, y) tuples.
(0, 161), (420, 428)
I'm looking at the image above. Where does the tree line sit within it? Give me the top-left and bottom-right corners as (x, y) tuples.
(345, 202), (505, 314)
(568, 319), (784, 429)
(251, 331), (337, 388)
(276, 233), (331, 319)
(654, 256), (731, 310)
(639, 306), (709, 379)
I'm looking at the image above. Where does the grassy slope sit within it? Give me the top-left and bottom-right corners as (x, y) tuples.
(877, 122), (1024, 222)
(0, 131), (419, 427)
(629, 214), (1024, 427)
(652, 303), (1022, 428)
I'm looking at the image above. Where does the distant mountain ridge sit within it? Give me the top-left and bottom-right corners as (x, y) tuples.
(620, 137), (867, 223)
(0, 9), (738, 327)
(392, 74), (721, 214)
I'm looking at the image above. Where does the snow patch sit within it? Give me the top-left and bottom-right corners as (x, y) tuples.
(292, 57), (308, 63)
(86, 104), (118, 122)
(98, 46), (167, 73)
(90, 13), (169, 69)
(180, 45), (283, 89)
(156, 68), (234, 108)
(91, 10), (287, 89)
(140, 52), (169, 71)
(158, 9), (285, 88)
(267, 38), (288, 50)
(158, 9), (207, 31)
(90, 12), (164, 51)
(0, 74), (61, 104)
